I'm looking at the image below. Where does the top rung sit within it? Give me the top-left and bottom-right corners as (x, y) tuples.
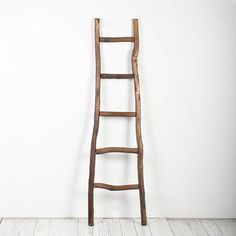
(100, 37), (134, 43)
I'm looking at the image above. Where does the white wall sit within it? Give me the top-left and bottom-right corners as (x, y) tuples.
(0, 0), (236, 218)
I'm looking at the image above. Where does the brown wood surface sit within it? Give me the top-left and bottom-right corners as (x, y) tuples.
(99, 111), (136, 117)
(88, 18), (101, 226)
(88, 18), (147, 227)
(100, 37), (134, 42)
(132, 19), (147, 226)
(100, 73), (134, 79)
(96, 147), (138, 154)
(94, 183), (139, 191)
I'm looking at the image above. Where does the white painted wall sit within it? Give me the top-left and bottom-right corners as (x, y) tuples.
(0, 0), (236, 218)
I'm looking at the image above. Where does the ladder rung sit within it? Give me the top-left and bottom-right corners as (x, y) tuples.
(99, 37), (134, 43)
(96, 147), (138, 154)
(94, 183), (139, 191)
(100, 111), (136, 117)
(100, 73), (134, 79)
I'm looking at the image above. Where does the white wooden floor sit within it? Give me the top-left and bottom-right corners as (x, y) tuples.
(0, 218), (235, 236)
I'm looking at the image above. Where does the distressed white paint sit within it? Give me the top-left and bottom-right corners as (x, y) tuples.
(34, 219), (51, 236)
(168, 220), (194, 236)
(78, 219), (93, 236)
(186, 220), (208, 236)
(133, 218), (152, 236)
(200, 220), (223, 236)
(0, 219), (36, 236)
(215, 220), (236, 236)
(93, 219), (122, 236)
(0, 219), (235, 236)
(149, 218), (173, 236)
(48, 219), (78, 236)
(120, 219), (137, 236)
(0, 0), (236, 218)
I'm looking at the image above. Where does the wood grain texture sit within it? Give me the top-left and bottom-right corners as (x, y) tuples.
(100, 73), (134, 79)
(96, 147), (138, 154)
(88, 18), (147, 226)
(88, 18), (101, 226)
(100, 111), (136, 117)
(200, 219), (223, 235)
(132, 19), (147, 226)
(186, 219), (208, 236)
(100, 37), (134, 42)
(94, 183), (139, 191)
(0, 219), (234, 235)
(215, 219), (236, 236)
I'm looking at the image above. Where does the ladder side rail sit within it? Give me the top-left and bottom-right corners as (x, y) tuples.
(88, 18), (101, 226)
(132, 19), (147, 226)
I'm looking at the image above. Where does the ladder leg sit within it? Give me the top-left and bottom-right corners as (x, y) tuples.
(132, 19), (147, 226)
(88, 18), (101, 226)
(138, 150), (147, 225)
(88, 148), (95, 226)
(88, 18), (147, 226)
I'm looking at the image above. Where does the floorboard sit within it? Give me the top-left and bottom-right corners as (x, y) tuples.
(47, 218), (78, 236)
(186, 219), (208, 236)
(0, 218), (36, 236)
(120, 218), (137, 236)
(93, 219), (122, 236)
(200, 219), (223, 236)
(215, 219), (236, 236)
(34, 219), (51, 236)
(78, 219), (93, 236)
(0, 218), (235, 236)
(133, 218), (152, 236)
(168, 219), (194, 236)
(149, 218), (173, 236)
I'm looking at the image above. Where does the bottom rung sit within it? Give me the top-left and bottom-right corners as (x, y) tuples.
(94, 183), (139, 191)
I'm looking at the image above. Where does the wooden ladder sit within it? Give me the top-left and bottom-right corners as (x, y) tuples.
(88, 18), (147, 226)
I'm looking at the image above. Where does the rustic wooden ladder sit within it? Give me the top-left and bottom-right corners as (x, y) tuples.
(88, 18), (147, 226)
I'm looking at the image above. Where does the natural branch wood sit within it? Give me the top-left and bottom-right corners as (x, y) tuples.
(100, 73), (134, 79)
(88, 18), (147, 227)
(132, 19), (147, 226)
(99, 111), (136, 117)
(94, 183), (139, 191)
(88, 18), (101, 227)
(96, 147), (138, 154)
(100, 37), (134, 43)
